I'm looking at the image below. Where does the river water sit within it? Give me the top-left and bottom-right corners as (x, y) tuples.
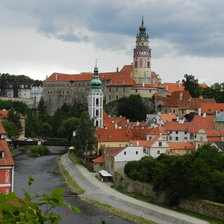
(14, 147), (135, 224)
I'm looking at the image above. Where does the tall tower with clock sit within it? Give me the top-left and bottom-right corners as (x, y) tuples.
(88, 64), (103, 128)
(133, 17), (152, 85)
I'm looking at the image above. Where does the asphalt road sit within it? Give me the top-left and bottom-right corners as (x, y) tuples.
(13, 146), (135, 224)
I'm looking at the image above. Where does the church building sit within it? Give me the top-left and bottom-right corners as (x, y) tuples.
(43, 19), (166, 115)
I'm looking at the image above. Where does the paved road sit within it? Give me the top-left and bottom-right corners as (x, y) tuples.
(61, 153), (209, 224)
(14, 148), (135, 224)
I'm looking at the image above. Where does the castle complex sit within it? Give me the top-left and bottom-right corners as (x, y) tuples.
(43, 19), (166, 115)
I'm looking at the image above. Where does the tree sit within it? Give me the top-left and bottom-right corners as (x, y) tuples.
(7, 109), (22, 131)
(73, 111), (96, 156)
(0, 177), (80, 224)
(117, 94), (148, 121)
(2, 120), (20, 140)
(182, 74), (201, 98)
(57, 117), (79, 141)
(210, 82), (224, 103)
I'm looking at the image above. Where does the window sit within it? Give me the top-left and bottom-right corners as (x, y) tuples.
(0, 151), (4, 158)
(157, 150), (160, 154)
(175, 137), (178, 141)
(96, 109), (99, 116)
(169, 136), (172, 140)
(136, 151), (138, 155)
(176, 131), (178, 134)
(124, 151), (126, 155)
(159, 142), (162, 146)
(96, 98), (99, 106)
(96, 120), (99, 127)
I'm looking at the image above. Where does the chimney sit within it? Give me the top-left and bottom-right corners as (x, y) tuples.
(179, 92), (183, 101)
(115, 124), (118, 129)
(203, 113), (206, 118)
(116, 67), (119, 72)
(198, 108), (202, 116)
(127, 119), (129, 123)
(137, 121), (139, 126)
(55, 74), (58, 81)
(137, 141), (139, 146)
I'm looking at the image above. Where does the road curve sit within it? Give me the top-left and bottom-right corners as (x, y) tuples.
(61, 153), (209, 224)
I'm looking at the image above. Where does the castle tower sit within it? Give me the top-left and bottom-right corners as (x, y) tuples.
(133, 17), (152, 85)
(88, 64), (103, 128)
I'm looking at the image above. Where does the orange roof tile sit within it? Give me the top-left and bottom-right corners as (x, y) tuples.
(0, 140), (14, 166)
(105, 147), (125, 159)
(92, 155), (105, 164)
(146, 126), (168, 135)
(130, 136), (160, 148)
(164, 83), (185, 96)
(0, 122), (6, 135)
(188, 115), (215, 133)
(120, 65), (133, 73)
(107, 74), (135, 86)
(163, 121), (191, 131)
(201, 103), (224, 114)
(160, 114), (177, 123)
(208, 137), (221, 142)
(96, 128), (131, 142)
(168, 142), (195, 150)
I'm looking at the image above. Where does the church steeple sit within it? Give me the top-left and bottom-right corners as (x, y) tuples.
(88, 63), (103, 128)
(133, 17), (152, 85)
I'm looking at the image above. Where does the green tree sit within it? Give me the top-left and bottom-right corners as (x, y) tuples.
(182, 74), (201, 98)
(210, 82), (224, 103)
(0, 177), (79, 224)
(2, 120), (20, 140)
(7, 109), (22, 131)
(73, 111), (96, 156)
(57, 117), (79, 141)
(39, 122), (53, 137)
(117, 94), (148, 121)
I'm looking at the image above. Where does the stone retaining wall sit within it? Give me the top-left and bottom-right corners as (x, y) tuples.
(114, 172), (224, 221)
(179, 199), (224, 221)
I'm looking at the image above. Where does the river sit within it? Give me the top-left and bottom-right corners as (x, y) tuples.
(14, 147), (135, 224)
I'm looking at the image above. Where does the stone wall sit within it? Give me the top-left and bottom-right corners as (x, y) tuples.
(179, 199), (224, 221)
(113, 172), (157, 199)
(114, 172), (224, 221)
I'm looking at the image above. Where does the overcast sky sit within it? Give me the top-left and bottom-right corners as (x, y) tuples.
(0, 0), (224, 85)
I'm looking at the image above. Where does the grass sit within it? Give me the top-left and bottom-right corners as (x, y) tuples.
(68, 152), (82, 164)
(57, 157), (85, 194)
(84, 198), (158, 224)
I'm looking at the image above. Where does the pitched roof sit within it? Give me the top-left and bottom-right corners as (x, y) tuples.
(0, 140), (14, 166)
(160, 114), (177, 123)
(105, 147), (125, 159)
(164, 82), (185, 96)
(92, 155), (105, 164)
(96, 128), (131, 142)
(188, 115), (215, 133)
(168, 142), (195, 150)
(201, 103), (224, 114)
(163, 121), (191, 131)
(130, 136), (160, 148)
(146, 126), (168, 135)
(0, 122), (6, 135)
(107, 74), (135, 86)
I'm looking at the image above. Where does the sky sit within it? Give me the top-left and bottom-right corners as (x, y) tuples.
(0, 0), (224, 85)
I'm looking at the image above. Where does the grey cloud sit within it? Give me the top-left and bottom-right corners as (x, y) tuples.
(2, 0), (224, 56)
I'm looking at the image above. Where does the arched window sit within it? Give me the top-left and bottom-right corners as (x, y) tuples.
(96, 120), (99, 127)
(96, 98), (99, 106)
(96, 109), (99, 116)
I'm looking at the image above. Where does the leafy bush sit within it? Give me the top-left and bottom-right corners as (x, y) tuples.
(27, 145), (49, 157)
(124, 145), (224, 206)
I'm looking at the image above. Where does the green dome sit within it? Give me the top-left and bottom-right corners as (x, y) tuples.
(89, 65), (102, 93)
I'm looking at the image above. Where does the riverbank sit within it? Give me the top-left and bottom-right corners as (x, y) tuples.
(60, 153), (209, 224)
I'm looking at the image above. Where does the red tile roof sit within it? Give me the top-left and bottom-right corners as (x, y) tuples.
(188, 115), (215, 133)
(160, 114), (177, 123)
(168, 142), (195, 150)
(105, 147), (125, 159)
(92, 155), (105, 164)
(164, 83), (185, 96)
(107, 74), (135, 86)
(163, 121), (191, 131)
(0, 140), (14, 166)
(146, 126), (168, 135)
(96, 128), (131, 142)
(0, 122), (6, 135)
(201, 103), (224, 114)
